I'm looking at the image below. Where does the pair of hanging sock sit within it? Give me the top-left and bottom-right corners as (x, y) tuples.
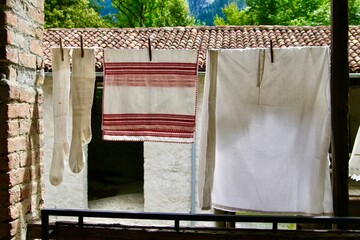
(69, 48), (96, 173)
(50, 48), (95, 186)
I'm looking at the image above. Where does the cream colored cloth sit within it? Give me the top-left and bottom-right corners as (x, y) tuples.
(102, 49), (198, 143)
(350, 126), (360, 180)
(69, 48), (96, 173)
(198, 47), (333, 215)
(49, 48), (71, 186)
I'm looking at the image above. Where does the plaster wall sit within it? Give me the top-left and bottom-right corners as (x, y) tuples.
(42, 74), (205, 215)
(43, 75), (88, 209)
(144, 75), (205, 214)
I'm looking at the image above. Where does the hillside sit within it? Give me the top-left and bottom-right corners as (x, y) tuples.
(96, 0), (246, 26)
(188, 0), (245, 25)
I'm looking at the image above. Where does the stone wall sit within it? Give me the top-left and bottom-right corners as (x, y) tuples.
(0, 0), (44, 239)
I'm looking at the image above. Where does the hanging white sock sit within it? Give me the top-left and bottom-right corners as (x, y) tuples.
(69, 48), (96, 173)
(50, 48), (71, 186)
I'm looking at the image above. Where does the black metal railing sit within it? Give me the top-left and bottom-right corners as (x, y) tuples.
(41, 208), (360, 240)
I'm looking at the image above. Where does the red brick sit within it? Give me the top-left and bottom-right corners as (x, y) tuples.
(18, 52), (36, 69)
(18, 120), (30, 135)
(8, 167), (30, 187)
(7, 136), (27, 153)
(7, 103), (31, 119)
(7, 120), (19, 137)
(8, 202), (20, 220)
(0, 45), (19, 64)
(8, 185), (20, 203)
(18, 151), (27, 167)
(17, 16), (36, 37)
(1, 80), (37, 103)
(6, 153), (19, 171)
(4, 10), (17, 26)
(18, 87), (36, 103)
(7, 30), (26, 49)
(28, 5), (43, 25)
(30, 39), (42, 56)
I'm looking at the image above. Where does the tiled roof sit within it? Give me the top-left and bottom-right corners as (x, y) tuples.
(43, 26), (360, 72)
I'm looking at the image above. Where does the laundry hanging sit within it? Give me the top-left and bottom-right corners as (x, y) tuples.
(49, 47), (96, 186)
(102, 49), (198, 143)
(50, 47), (71, 186)
(69, 48), (96, 174)
(349, 126), (360, 181)
(198, 47), (333, 215)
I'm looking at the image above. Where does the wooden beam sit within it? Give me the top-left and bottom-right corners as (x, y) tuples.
(331, 0), (350, 217)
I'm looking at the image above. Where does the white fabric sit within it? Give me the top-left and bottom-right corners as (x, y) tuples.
(350, 126), (360, 180)
(49, 47), (71, 186)
(102, 49), (198, 143)
(69, 48), (96, 173)
(198, 47), (333, 215)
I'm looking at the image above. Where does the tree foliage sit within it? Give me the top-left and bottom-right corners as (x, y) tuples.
(112, 0), (195, 28)
(214, 0), (360, 26)
(188, 0), (245, 25)
(44, 0), (111, 28)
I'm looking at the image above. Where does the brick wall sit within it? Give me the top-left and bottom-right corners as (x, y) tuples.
(0, 0), (44, 239)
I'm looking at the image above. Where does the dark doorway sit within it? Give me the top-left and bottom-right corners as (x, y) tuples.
(87, 80), (144, 201)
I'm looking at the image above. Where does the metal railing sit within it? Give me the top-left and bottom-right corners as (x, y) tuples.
(41, 208), (360, 240)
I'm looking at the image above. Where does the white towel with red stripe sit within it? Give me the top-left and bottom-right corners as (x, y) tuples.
(102, 49), (198, 143)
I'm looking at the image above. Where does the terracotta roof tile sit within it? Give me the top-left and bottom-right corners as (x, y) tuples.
(43, 26), (360, 72)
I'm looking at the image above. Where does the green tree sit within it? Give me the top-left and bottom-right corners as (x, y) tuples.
(45, 0), (111, 28)
(215, 0), (360, 26)
(214, 3), (254, 25)
(112, 0), (195, 27)
(272, 0), (327, 25)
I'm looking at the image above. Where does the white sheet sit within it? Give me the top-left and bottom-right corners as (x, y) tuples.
(198, 47), (333, 215)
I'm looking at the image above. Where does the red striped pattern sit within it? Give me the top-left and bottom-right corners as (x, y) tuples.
(105, 74), (196, 87)
(102, 113), (195, 133)
(103, 130), (194, 139)
(104, 62), (197, 87)
(103, 55), (198, 142)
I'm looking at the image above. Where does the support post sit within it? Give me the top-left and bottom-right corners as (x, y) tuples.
(330, 0), (349, 217)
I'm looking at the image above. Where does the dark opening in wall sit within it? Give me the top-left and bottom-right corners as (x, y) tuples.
(87, 79), (144, 202)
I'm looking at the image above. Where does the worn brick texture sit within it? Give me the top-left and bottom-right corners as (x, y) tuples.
(0, 0), (44, 239)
